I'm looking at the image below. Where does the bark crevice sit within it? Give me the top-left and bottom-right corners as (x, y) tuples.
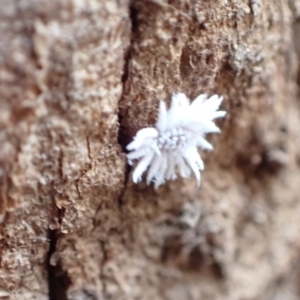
(47, 229), (70, 300)
(116, 0), (137, 205)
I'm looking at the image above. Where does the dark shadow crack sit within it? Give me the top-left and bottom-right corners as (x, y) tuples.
(117, 162), (131, 207)
(116, 0), (137, 205)
(117, 1), (137, 152)
(47, 229), (71, 300)
(99, 241), (108, 298)
(47, 203), (70, 299)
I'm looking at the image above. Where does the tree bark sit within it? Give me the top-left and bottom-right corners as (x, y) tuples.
(1, 0), (300, 299)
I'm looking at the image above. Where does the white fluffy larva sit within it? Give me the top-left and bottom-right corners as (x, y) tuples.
(126, 93), (226, 188)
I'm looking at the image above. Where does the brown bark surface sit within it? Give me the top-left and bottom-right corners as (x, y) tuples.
(1, 0), (300, 299)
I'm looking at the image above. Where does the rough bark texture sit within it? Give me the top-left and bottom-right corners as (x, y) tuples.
(1, 0), (300, 299)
